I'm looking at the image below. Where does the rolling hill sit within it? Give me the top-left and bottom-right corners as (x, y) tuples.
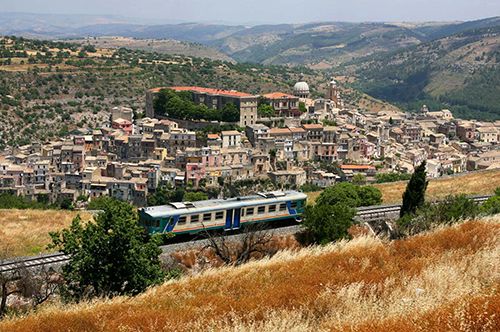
(68, 37), (235, 62)
(345, 25), (500, 119)
(0, 36), (324, 149)
(2, 13), (499, 69)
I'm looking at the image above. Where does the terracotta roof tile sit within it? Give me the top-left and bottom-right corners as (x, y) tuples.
(263, 92), (297, 99)
(169, 86), (254, 98)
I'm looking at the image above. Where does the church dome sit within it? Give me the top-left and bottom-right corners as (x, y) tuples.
(293, 81), (310, 96)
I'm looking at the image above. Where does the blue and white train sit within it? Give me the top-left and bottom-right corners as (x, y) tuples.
(139, 190), (307, 235)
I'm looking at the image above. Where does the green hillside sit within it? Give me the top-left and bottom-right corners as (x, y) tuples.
(345, 26), (500, 120)
(0, 36), (324, 149)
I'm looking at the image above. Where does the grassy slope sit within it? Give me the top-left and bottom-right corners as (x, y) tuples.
(67, 37), (235, 63)
(0, 36), (324, 148)
(307, 168), (500, 204)
(0, 210), (91, 258)
(1, 218), (498, 331)
(347, 25), (500, 119)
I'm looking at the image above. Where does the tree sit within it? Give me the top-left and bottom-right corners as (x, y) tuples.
(49, 199), (164, 301)
(316, 182), (361, 207)
(397, 195), (479, 237)
(299, 101), (307, 113)
(316, 182), (382, 208)
(352, 173), (366, 185)
(147, 185), (185, 206)
(303, 204), (355, 244)
(221, 103), (240, 122)
(183, 191), (208, 202)
(257, 104), (275, 118)
(357, 186), (383, 206)
(481, 195), (500, 215)
(400, 161), (428, 218)
(201, 224), (274, 266)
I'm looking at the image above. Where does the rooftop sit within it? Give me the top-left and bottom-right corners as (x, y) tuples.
(169, 86), (254, 98)
(303, 124), (324, 130)
(341, 164), (376, 170)
(269, 128), (292, 135)
(263, 92), (297, 99)
(221, 130), (241, 136)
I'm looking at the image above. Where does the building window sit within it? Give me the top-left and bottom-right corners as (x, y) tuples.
(203, 213), (212, 222)
(215, 211), (224, 220)
(191, 215), (200, 223)
(258, 206), (266, 214)
(178, 216), (187, 225)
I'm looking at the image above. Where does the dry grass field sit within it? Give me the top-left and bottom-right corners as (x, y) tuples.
(1, 217), (498, 331)
(374, 169), (500, 203)
(307, 169), (500, 204)
(0, 210), (92, 258)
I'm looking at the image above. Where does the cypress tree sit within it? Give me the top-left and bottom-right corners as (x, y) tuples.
(400, 161), (428, 217)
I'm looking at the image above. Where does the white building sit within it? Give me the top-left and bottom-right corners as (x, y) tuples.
(221, 130), (242, 149)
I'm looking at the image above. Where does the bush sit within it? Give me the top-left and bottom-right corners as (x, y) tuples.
(0, 193), (51, 209)
(303, 203), (355, 245)
(375, 172), (412, 183)
(300, 183), (322, 193)
(481, 193), (500, 215)
(49, 198), (164, 301)
(397, 195), (479, 236)
(316, 182), (382, 208)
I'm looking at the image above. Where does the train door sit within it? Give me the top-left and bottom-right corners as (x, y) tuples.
(225, 209), (233, 230)
(233, 208), (241, 229)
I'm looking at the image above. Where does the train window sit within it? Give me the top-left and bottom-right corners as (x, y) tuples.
(258, 206), (266, 214)
(246, 207), (254, 216)
(215, 211), (224, 220)
(178, 216), (187, 225)
(268, 205), (276, 213)
(191, 214), (200, 223)
(203, 213), (212, 222)
(291, 201), (298, 209)
(279, 203), (287, 211)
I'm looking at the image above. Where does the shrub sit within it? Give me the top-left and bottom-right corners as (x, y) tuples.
(397, 195), (479, 236)
(481, 190), (500, 215)
(303, 203), (355, 245)
(316, 182), (382, 208)
(49, 198), (164, 301)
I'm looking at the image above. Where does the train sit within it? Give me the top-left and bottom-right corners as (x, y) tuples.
(139, 190), (308, 235)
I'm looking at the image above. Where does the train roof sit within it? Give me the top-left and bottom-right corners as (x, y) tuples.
(140, 190), (307, 219)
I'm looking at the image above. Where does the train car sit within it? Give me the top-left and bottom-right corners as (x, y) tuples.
(139, 190), (307, 235)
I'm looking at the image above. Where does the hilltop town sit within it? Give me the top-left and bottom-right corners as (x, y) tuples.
(1, 76), (499, 207)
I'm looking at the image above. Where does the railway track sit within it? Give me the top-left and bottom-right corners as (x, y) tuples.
(0, 194), (492, 273)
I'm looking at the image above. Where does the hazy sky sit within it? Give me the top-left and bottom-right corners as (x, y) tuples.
(2, 0), (500, 24)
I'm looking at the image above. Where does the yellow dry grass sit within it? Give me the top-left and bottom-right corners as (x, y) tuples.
(374, 169), (500, 204)
(307, 168), (500, 204)
(1, 217), (498, 331)
(0, 209), (92, 258)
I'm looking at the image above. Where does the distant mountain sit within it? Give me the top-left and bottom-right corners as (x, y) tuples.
(2, 13), (499, 70)
(345, 25), (500, 120)
(0, 12), (144, 39)
(69, 36), (235, 62)
(225, 22), (426, 67)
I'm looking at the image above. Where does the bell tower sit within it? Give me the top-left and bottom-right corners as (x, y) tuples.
(329, 79), (340, 108)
